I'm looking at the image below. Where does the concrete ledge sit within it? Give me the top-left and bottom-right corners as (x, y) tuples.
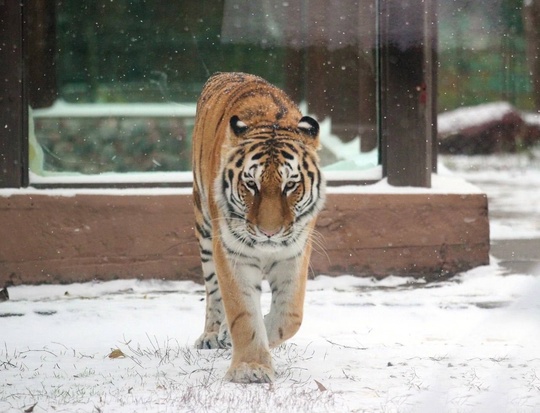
(0, 192), (489, 285)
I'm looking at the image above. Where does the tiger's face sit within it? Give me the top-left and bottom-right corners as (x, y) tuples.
(215, 116), (325, 251)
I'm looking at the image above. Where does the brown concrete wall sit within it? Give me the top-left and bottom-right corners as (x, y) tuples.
(316, 194), (489, 277)
(0, 193), (489, 285)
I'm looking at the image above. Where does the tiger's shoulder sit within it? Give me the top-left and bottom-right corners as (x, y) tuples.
(196, 72), (303, 133)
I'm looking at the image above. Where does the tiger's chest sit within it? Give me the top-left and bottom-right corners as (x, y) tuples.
(217, 217), (308, 266)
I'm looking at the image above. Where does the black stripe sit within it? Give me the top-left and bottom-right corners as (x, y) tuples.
(270, 94), (289, 119)
(280, 150), (294, 160)
(222, 175), (230, 190)
(246, 141), (267, 152)
(251, 151), (265, 160)
(266, 260), (279, 273)
(294, 201), (319, 223)
(282, 141), (299, 153)
(222, 242), (251, 259)
(235, 155), (245, 168)
(229, 311), (248, 332)
(193, 189), (202, 210)
(196, 222), (211, 239)
(223, 169), (244, 212)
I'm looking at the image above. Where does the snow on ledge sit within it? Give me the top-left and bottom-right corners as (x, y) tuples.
(323, 166), (382, 181)
(437, 101), (515, 135)
(1, 174), (482, 198)
(29, 168), (384, 186)
(327, 174), (483, 195)
(33, 100), (197, 118)
(0, 187), (193, 198)
(29, 171), (193, 185)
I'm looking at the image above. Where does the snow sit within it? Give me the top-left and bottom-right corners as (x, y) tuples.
(33, 100), (197, 118)
(1, 153), (540, 412)
(437, 102), (516, 135)
(1, 173), (481, 199)
(2, 265), (539, 412)
(318, 118), (379, 174)
(522, 111), (540, 127)
(438, 101), (540, 137)
(324, 166), (383, 181)
(327, 174), (483, 194)
(0, 186), (192, 198)
(28, 171), (194, 186)
(440, 152), (540, 240)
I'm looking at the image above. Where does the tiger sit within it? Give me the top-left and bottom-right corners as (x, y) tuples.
(191, 72), (325, 383)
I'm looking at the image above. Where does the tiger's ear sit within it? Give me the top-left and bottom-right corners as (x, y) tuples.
(230, 115), (248, 136)
(298, 116), (319, 138)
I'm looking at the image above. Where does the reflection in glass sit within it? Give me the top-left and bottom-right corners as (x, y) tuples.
(28, 0), (379, 178)
(438, 0), (531, 111)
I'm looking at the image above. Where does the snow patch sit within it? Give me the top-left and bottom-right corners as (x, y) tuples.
(2, 264), (540, 413)
(438, 101), (515, 135)
(327, 174), (483, 194)
(33, 100), (197, 118)
(1, 173), (482, 198)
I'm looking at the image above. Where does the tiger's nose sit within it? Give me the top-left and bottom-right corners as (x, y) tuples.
(259, 226), (281, 238)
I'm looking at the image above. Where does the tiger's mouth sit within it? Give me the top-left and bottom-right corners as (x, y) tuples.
(246, 225), (295, 248)
(226, 219), (295, 249)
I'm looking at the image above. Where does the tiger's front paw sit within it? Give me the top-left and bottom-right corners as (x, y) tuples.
(195, 325), (231, 349)
(225, 362), (275, 383)
(195, 332), (221, 349)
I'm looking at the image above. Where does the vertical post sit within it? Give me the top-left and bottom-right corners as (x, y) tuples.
(358, 0), (378, 152)
(26, 0), (57, 109)
(0, 1), (28, 188)
(426, 0), (438, 173)
(379, 0), (436, 187)
(305, 0), (331, 122)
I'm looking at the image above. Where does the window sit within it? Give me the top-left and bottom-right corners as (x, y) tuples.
(438, 0), (530, 111)
(1, 0), (436, 188)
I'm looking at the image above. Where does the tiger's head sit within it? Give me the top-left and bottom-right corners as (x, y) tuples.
(215, 115), (326, 251)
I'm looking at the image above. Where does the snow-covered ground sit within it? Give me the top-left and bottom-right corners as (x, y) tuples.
(2, 153), (540, 413)
(440, 152), (540, 240)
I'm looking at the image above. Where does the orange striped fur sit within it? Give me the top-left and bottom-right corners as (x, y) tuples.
(192, 72), (325, 383)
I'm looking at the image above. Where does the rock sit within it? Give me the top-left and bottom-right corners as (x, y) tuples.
(438, 102), (540, 154)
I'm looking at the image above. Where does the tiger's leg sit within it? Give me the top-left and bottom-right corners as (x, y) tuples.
(194, 254), (231, 349)
(264, 244), (311, 349)
(214, 239), (274, 383)
(194, 205), (230, 349)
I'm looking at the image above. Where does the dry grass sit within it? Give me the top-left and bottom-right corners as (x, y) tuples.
(0, 340), (338, 413)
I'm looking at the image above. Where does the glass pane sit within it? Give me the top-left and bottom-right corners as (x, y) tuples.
(28, 0), (380, 180)
(437, 0), (540, 156)
(438, 0), (531, 112)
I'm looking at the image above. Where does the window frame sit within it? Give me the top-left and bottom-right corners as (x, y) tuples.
(0, 0), (437, 189)
(0, 0), (28, 188)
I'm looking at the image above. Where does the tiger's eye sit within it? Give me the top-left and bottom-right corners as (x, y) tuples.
(245, 180), (257, 190)
(284, 181), (296, 190)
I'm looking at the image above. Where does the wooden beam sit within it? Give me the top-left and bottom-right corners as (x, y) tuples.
(0, 192), (489, 285)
